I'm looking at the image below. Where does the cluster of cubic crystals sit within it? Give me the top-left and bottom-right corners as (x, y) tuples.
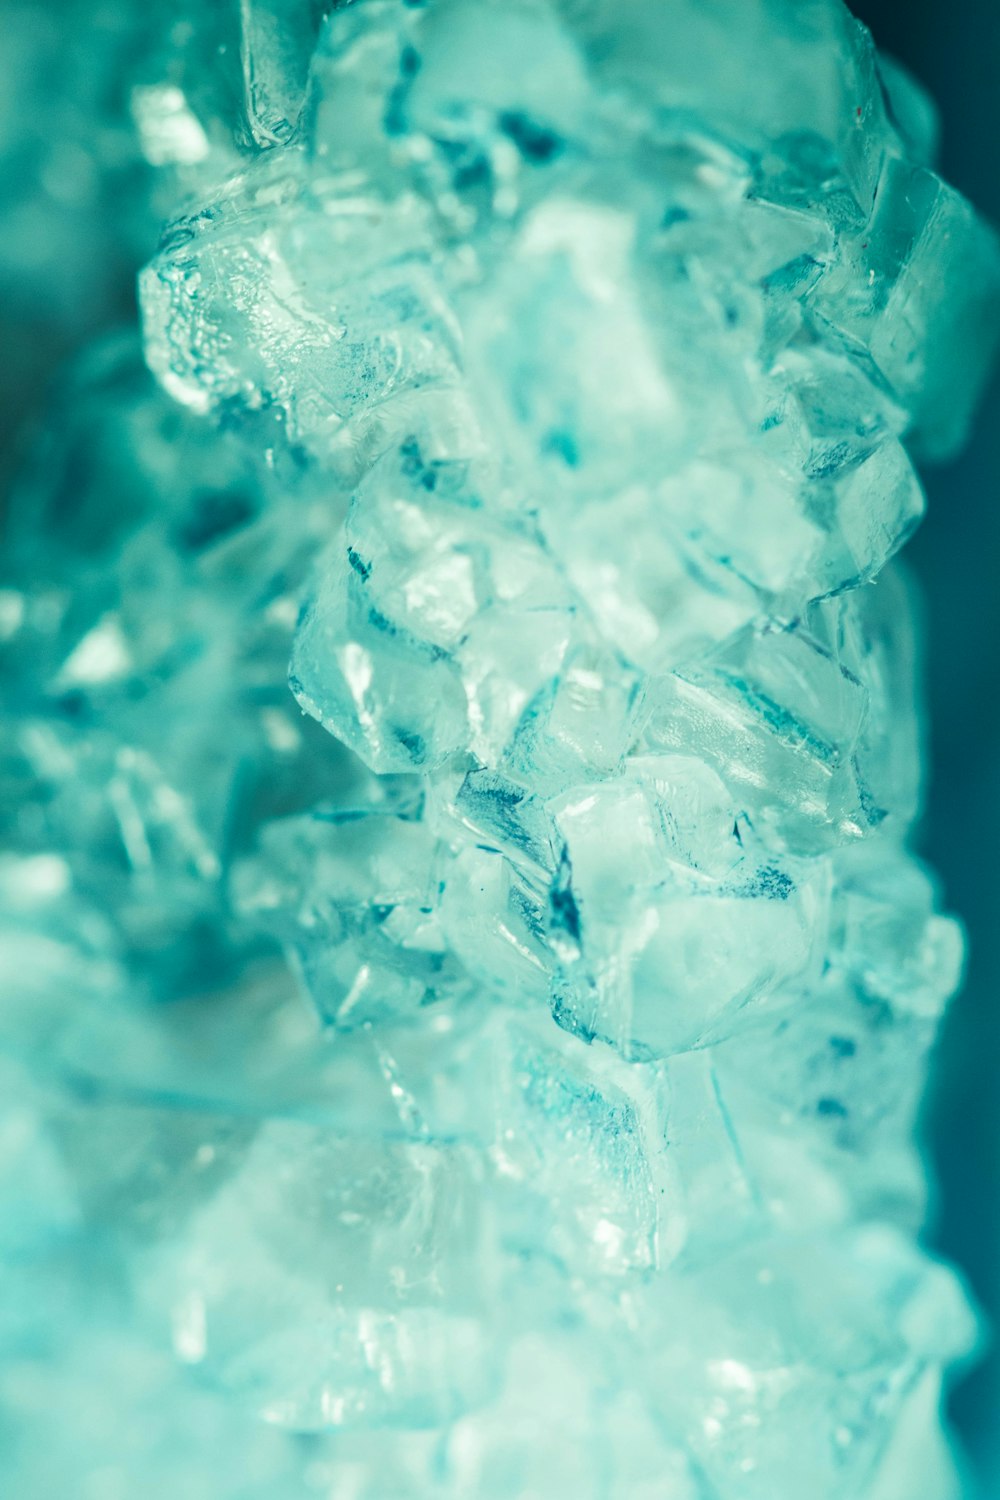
(2, 1), (999, 1497)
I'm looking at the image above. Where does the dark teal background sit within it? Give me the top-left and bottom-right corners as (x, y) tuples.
(853, 0), (1000, 1485)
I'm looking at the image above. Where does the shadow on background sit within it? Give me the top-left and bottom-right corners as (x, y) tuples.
(853, 0), (1000, 1486)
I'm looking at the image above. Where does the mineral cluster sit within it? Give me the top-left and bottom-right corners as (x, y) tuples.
(2, 1), (998, 1497)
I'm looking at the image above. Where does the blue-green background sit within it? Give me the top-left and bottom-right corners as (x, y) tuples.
(853, 0), (1000, 1485)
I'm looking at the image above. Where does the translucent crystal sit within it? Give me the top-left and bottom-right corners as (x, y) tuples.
(2, 1), (998, 1497)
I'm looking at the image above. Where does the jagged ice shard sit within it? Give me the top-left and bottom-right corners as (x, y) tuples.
(2, 0), (999, 1496)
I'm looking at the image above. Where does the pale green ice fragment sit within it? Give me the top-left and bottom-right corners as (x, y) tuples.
(493, 1019), (662, 1276)
(240, 0), (322, 148)
(630, 1225), (977, 1499)
(813, 155), (1000, 459)
(289, 558), (471, 772)
(235, 790), (478, 1030)
(142, 1125), (497, 1430)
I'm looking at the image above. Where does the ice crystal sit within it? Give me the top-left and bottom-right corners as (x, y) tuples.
(1, 1), (998, 1497)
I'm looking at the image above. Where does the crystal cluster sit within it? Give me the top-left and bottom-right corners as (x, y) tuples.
(2, 2), (998, 1497)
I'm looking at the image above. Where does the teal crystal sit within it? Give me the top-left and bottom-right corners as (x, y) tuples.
(2, 2), (999, 1496)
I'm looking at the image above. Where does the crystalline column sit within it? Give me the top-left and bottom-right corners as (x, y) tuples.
(2, 1), (999, 1498)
